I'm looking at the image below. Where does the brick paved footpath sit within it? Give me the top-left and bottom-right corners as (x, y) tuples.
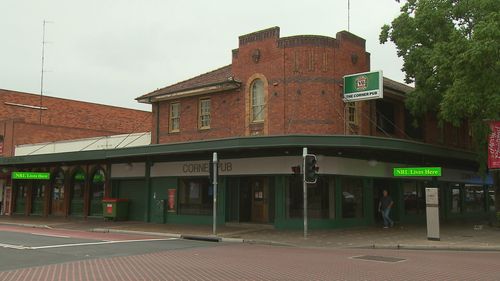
(0, 244), (499, 281)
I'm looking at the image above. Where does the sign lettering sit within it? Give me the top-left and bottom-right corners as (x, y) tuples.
(393, 167), (442, 177)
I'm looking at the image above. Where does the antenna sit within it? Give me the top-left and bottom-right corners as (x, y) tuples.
(348, 0), (350, 32)
(39, 20), (53, 124)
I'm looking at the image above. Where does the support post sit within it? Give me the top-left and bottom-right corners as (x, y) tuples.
(303, 147), (308, 239)
(212, 152), (218, 236)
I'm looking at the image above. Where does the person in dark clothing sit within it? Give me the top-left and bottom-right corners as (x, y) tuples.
(378, 189), (394, 228)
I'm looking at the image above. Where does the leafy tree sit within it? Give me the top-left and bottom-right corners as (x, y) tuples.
(380, 0), (500, 210)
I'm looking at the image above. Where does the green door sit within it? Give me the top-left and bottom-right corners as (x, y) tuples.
(14, 183), (27, 214)
(150, 178), (178, 223)
(117, 179), (148, 221)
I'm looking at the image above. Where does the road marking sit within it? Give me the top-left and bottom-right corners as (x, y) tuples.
(30, 233), (71, 239)
(30, 238), (178, 250)
(0, 243), (29, 250)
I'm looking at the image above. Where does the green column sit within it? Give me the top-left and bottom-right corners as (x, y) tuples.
(274, 176), (285, 227)
(364, 178), (374, 225)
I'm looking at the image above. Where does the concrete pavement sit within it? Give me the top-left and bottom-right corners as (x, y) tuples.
(1, 215), (499, 251)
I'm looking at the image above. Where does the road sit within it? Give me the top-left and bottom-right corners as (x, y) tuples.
(0, 225), (499, 280)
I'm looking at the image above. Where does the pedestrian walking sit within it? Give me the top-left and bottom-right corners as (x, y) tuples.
(378, 189), (394, 228)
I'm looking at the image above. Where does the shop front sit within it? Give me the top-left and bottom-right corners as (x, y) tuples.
(1, 136), (494, 229)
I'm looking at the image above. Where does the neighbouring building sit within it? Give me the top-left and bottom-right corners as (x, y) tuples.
(0, 89), (151, 216)
(0, 27), (494, 229)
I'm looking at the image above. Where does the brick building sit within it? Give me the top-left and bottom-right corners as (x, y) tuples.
(0, 27), (493, 228)
(0, 89), (151, 216)
(0, 89), (151, 157)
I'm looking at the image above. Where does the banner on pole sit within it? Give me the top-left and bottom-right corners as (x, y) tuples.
(488, 121), (500, 169)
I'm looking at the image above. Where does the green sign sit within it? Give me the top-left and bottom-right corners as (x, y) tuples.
(12, 171), (51, 180)
(343, 70), (383, 102)
(393, 167), (442, 177)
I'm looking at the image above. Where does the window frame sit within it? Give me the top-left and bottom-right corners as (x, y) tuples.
(169, 102), (181, 133)
(198, 98), (211, 130)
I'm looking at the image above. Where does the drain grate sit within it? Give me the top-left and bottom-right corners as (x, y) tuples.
(351, 255), (406, 263)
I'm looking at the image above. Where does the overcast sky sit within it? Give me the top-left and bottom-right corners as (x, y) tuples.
(1, 0), (406, 111)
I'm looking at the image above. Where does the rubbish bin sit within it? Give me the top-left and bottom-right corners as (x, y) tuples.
(102, 198), (129, 221)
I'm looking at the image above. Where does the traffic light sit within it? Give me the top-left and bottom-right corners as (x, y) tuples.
(304, 154), (319, 183)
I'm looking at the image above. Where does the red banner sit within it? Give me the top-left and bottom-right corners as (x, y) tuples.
(167, 189), (176, 212)
(488, 121), (500, 169)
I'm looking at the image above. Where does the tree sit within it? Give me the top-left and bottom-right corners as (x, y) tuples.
(380, 0), (500, 211)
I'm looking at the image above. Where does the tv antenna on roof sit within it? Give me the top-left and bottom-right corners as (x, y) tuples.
(39, 19), (53, 124)
(348, 0), (351, 32)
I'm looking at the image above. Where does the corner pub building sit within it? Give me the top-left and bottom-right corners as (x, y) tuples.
(1, 27), (494, 229)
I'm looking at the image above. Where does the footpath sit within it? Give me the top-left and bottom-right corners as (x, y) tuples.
(1, 216), (499, 251)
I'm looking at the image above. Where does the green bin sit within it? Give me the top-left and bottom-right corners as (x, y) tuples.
(102, 198), (129, 220)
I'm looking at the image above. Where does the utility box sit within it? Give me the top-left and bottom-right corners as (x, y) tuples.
(425, 188), (440, 241)
(102, 198), (129, 221)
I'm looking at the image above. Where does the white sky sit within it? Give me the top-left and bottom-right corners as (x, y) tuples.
(0, 0), (405, 111)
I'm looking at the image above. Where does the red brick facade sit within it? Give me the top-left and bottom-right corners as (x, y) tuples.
(138, 27), (471, 150)
(0, 89), (151, 157)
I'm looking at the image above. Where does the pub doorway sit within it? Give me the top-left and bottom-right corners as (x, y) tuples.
(239, 177), (273, 224)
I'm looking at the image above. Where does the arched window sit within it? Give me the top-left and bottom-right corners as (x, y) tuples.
(70, 168), (85, 216)
(251, 79), (265, 122)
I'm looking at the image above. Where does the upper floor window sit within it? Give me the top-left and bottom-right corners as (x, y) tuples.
(347, 102), (357, 126)
(199, 98), (211, 129)
(376, 100), (395, 134)
(169, 102), (180, 132)
(251, 79), (265, 122)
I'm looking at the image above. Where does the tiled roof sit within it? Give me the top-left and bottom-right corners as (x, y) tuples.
(383, 77), (414, 94)
(137, 65), (233, 101)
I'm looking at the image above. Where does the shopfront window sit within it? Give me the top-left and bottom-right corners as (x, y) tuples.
(450, 184), (461, 213)
(90, 168), (105, 216)
(178, 178), (212, 215)
(488, 186), (495, 212)
(341, 177), (363, 219)
(286, 175), (333, 219)
(464, 184), (485, 212)
(403, 181), (425, 214)
(52, 171), (65, 200)
(72, 170), (85, 200)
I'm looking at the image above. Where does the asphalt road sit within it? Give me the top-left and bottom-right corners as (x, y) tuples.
(0, 225), (216, 272)
(1, 225), (499, 280)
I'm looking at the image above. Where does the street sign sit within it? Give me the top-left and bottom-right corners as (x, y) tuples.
(343, 70), (383, 102)
(393, 167), (441, 177)
(12, 171), (50, 180)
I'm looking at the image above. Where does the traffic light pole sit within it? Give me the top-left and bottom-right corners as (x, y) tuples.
(212, 152), (218, 236)
(303, 147), (308, 239)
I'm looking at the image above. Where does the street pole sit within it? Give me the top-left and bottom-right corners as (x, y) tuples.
(212, 152), (218, 236)
(303, 147), (308, 239)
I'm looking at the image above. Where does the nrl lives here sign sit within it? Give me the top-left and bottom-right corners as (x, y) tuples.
(393, 167), (442, 177)
(343, 70), (383, 102)
(12, 171), (51, 180)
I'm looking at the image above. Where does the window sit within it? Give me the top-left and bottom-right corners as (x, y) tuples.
(52, 171), (65, 200)
(403, 181), (425, 215)
(341, 177), (364, 218)
(347, 102), (357, 125)
(450, 184), (461, 213)
(376, 100), (395, 134)
(404, 109), (423, 140)
(251, 79), (265, 122)
(90, 169), (105, 216)
(464, 184), (485, 212)
(178, 178), (212, 215)
(488, 186), (495, 212)
(286, 175), (334, 219)
(169, 102), (180, 132)
(199, 98), (211, 129)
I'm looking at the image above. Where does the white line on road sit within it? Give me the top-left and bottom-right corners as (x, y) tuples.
(30, 238), (178, 250)
(0, 243), (29, 250)
(30, 233), (71, 239)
